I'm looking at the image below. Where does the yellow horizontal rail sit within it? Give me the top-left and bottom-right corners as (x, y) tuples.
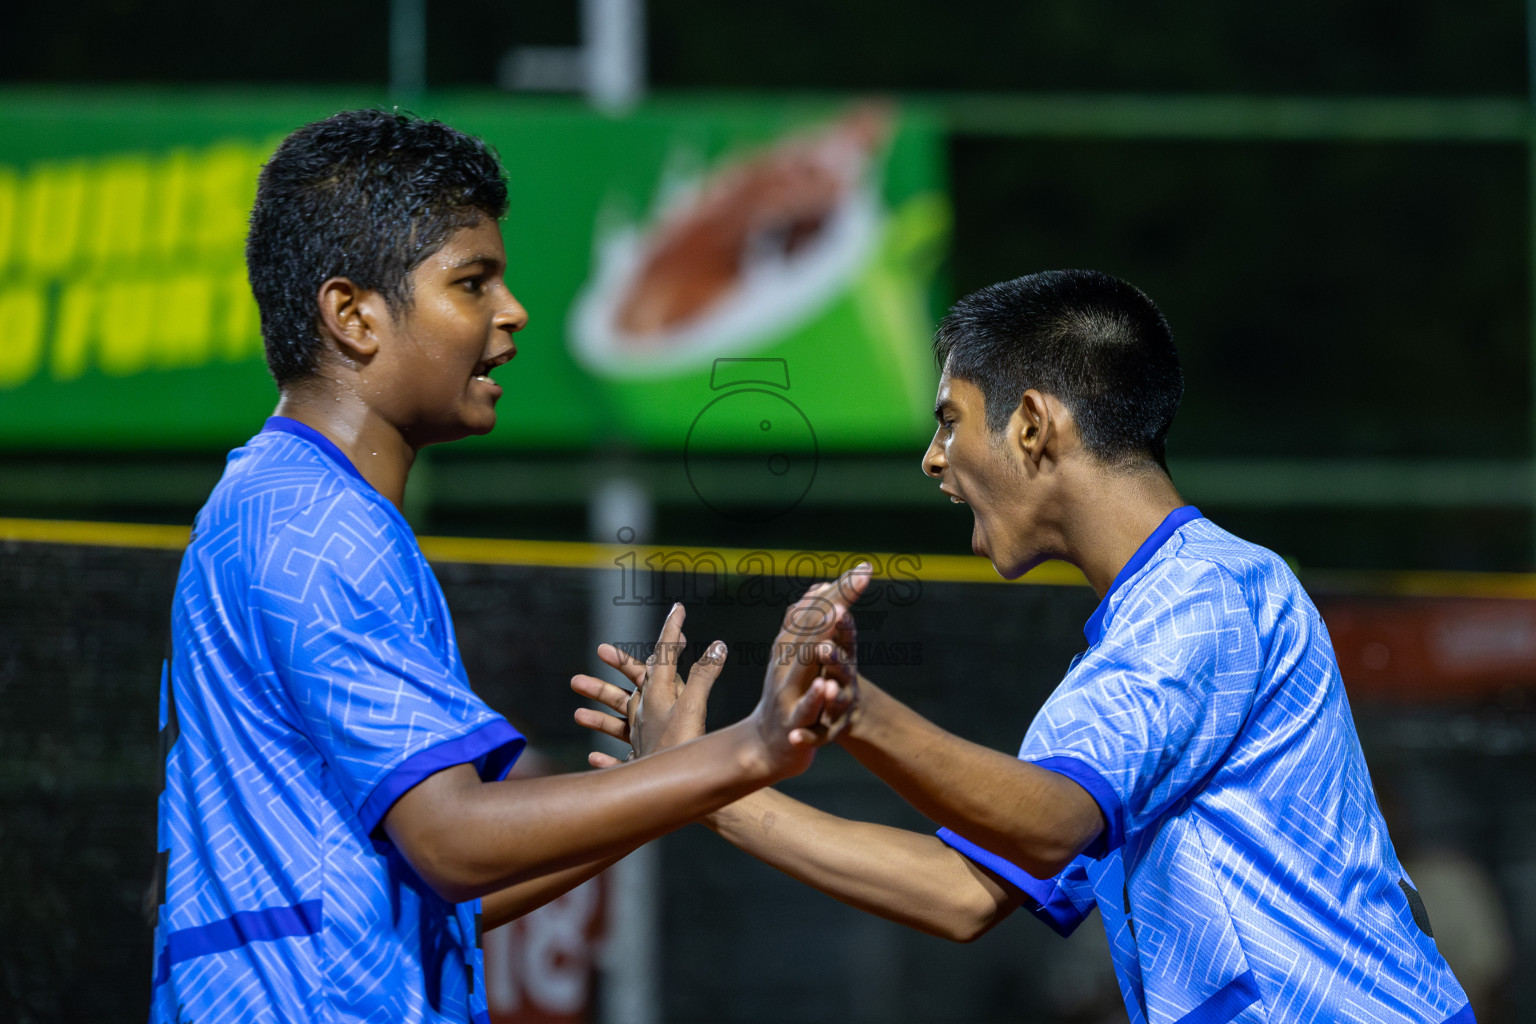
(0, 517), (191, 550)
(10, 515), (1536, 598)
(0, 516), (1082, 587)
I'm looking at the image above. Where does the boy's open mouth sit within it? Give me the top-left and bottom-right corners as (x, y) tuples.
(472, 349), (515, 381)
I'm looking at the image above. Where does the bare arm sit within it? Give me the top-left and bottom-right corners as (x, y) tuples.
(385, 727), (775, 903)
(479, 853), (625, 930)
(839, 677), (1104, 880)
(386, 583), (858, 905)
(478, 613), (734, 927)
(704, 788), (1023, 942)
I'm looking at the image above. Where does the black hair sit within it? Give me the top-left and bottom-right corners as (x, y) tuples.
(245, 108), (509, 386)
(933, 270), (1183, 470)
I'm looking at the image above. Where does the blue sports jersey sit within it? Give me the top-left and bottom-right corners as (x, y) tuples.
(940, 507), (1471, 1024)
(150, 417), (525, 1024)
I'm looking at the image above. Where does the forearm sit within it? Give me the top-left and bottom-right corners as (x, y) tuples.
(841, 679), (1102, 878)
(392, 720), (778, 902)
(479, 852), (626, 931)
(706, 788), (1018, 941)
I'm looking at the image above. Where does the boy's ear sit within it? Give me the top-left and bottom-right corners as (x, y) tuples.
(1017, 389), (1054, 464)
(1017, 390), (1084, 466)
(316, 277), (382, 360)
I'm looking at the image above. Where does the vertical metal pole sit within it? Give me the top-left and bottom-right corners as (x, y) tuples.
(1529, 0), (1536, 564)
(583, 0), (645, 113)
(390, 0), (426, 101)
(588, 474), (660, 1024)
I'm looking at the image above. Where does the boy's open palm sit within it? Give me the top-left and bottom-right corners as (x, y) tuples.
(572, 603), (725, 767)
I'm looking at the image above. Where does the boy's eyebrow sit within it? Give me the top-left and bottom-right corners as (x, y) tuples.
(933, 398), (955, 422)
(449, 253), (503, 271)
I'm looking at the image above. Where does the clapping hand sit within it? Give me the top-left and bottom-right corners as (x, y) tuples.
(571, 603), (726, 768)
(570, 562), (871, 779)
(766, 570), (865, 744)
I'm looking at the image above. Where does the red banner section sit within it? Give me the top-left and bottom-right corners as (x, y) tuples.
(1318, 596), (1536, 704)
(483, 747), (606, 1024)
(484, 876), (606, 1024)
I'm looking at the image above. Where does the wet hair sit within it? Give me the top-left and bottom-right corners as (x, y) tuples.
(933, 270), (1183, 470)
(245, 108), (509, 386)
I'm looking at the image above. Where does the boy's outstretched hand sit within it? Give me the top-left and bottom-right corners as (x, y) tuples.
(572, 602), (727, 768)
(765, 572), (864, 745)
(571, 563), (871, 773)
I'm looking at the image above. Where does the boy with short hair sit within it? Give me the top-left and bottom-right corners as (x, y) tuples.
(578, 270), (1474, 1023)
(149, 109), (851, 1024)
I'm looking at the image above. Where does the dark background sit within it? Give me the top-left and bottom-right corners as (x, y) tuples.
(2, 1), (1524, 94)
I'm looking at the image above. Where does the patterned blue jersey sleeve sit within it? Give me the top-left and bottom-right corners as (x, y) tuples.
(1020, 559), (1262, 854)
(250, 490), (523, 835)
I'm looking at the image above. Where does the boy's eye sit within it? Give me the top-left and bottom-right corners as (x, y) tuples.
(460, 276), (485, 293)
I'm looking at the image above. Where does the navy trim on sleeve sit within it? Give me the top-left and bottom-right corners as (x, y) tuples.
(935, 828), (1052, 901)
(1440, 1004), (1476, 1024)
(1031, 754), (1124, 857)
(1084, 505), (1203, 646)
(359, 718), (527, 836)
(937, 828), (1088, 938)
(262, 416), (370, 487)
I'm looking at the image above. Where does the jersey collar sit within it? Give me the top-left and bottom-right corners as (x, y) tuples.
(262, 416), (370, 488)
(1083, 505), (1203, 647)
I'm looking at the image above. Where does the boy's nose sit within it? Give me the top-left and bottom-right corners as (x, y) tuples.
(922, 432), (946, 478)
(497, 292), (529, 333)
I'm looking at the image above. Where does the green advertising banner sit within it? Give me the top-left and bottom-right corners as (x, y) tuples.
(0, 90), (948, 452)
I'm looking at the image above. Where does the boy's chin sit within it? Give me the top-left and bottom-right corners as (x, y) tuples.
(418, 413), (497, 447)
(457, 401), (500, 437)
(990, 548), (1042, 582)
(463, 414), (497, 437)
